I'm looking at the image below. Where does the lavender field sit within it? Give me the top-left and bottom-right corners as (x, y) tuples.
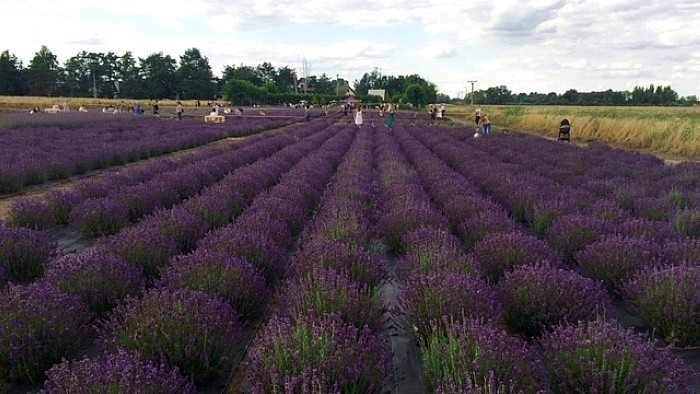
(1, 110), (699, 393)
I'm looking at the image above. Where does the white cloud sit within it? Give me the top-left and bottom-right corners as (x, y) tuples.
(0, 0), (698, 98)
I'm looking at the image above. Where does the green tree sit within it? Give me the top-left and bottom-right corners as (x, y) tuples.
(222, 64), (264, 87)
(26, 45), (60, 96)
(139, 52), (177, 99)
(222, 79), (263, 106)
(115, 52), (141, 98)
(176, 48), (216, 100)
(0, 50), (25, 95)
(274, 66), (297, 93)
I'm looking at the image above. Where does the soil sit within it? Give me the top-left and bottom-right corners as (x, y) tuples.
(381, 259), (426, 394)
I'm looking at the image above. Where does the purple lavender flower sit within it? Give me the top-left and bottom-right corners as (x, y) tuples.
(0, 224), (56, 283)
(141, 207), (211, 253)
(157, 250), (269, 318)
(235, 209), (294, 251)
(0, 282), (93, 382)
(401, 227), (478, 276)
(575, 234), (665, 295)
(198, 227), (287, 283)
(617, 218), (683, 243)
(101, 226), (179, 278)
(399, 271), (502, 339)
(69, 197), (130, 237)
(278, 266), (384, 331)
(541, 319), (695, 393)
(422, 317), (545, 393)
(663, 238), (700, 266)
(100, 288), (243, 383)
(245, 313), (390, 393)
(624, 264), (700, 346)
(457, 210), (521, 251)
(496, 263), (610, 336)
(5, 196), (56, 230)
(672, 208), (700, 238)
(40, 350), (196, 394)
(291, 238), (387, 289)
(44, 188), (82, 224)
(43, 249), (146, 315)
(472, 231), (563, 284)
(545, 213), (616, 262)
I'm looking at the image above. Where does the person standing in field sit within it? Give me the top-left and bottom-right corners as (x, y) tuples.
(176, 102), (184, 121)
(385, 103), (396, 129)
(475, 106), (482, 126)
(152, 100), (160, 117)
(354, 104), (363, 129)
(480, 113), (491, 136)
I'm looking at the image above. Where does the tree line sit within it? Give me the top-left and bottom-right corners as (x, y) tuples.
(469, 85), (697, 106)
(0, 46), (439, 107)
(0, 46), (694, 107)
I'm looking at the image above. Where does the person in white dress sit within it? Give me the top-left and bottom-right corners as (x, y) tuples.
(354, 104), (363, 129)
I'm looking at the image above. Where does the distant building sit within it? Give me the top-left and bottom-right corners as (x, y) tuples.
(368, 89), (385, 100)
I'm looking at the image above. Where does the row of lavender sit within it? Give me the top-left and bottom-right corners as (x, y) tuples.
(0, 117), (338, 285)
(395, 125), (697, 391)
(0, 122), (349, 389)
(453, 130), (700, 237)
(244, 128), (392, 392)
(432, 128), (700, 347)
(5, 115), (340, 238)
(0, 113), (294, 194)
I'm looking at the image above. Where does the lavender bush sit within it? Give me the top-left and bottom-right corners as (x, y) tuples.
(399, 271), (501, 339)
(43, 249), (146, 315)
(198, 229), (287, 283)
(102, 226), (179, 278)
(141, 207), (211, 253)
(421, 317), (545, 393)
(457, 210), (521, 251)
(401, 227), (478, 276)
(0, 225), (56, 283)
(292, 239), (387, 289)
(44, 188), (82, 224)
(70, 197), (130, 237)
(672, 208), (700, 238)
(618, 218), (682, 243)
(575, 234), (665, 295)
(664, 238), (700, 266)
(245, 313), (390, 394)
(624, 264), (700, 346)
(541, 319), (694, 393)
(279, 267), (384, 331)
(5, 196), (56, 229)
(545, 214), (615, 262)
(40, 350), (196, 394)
(0, 282), (92, 382)
(472, 231), (563, 284)
(157, 250), (269, 319)
(496, 263), (610, 336)
(101, 288), (243, 383)
(235, 209), (294, 251)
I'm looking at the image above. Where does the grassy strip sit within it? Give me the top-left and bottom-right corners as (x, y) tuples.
(446, 104), (700, 161)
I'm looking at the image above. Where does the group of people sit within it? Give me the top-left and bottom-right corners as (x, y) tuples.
(351, 103), (397, 130)
(474, 106), (491, 136)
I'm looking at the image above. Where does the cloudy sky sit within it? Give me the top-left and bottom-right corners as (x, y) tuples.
(1, 0), (698, 98)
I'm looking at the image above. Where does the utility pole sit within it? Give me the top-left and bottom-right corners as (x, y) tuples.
(336, 74), (339, 97)
(467, 80), (477, 106)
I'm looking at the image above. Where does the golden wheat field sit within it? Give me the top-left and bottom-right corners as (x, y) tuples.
(447, 104), (700, 161)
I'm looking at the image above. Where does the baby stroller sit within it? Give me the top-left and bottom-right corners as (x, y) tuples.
(558, 119), (571, 142)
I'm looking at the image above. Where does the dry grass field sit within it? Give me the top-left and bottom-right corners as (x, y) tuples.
(447, 104), (700, 161)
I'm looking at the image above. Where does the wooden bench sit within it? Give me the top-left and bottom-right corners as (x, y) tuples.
(204, 115), (226, 123)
